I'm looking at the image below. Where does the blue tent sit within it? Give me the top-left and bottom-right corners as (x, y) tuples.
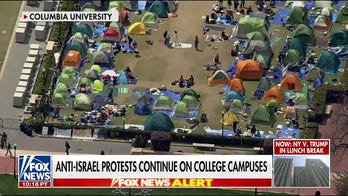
(135, 103), (152, 115)
(226, 61), (237, 77)
(225, 91), (244, 102)
(116, 71), (128, 84)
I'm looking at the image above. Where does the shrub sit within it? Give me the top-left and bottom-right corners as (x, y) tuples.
(150, 132), (172, 152)
(262, 139), (273, 155)
(133, 135), (147, 148)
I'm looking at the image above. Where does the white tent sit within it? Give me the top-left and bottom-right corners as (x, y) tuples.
(292, 1), (305, 8)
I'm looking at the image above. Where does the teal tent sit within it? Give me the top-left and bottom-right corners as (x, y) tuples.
(287, 6), (308, 25)
(144, 112), (174, 131)
(74, 93), (92, 111)
(329, 29), (348, 46)
(250, 105), (276, 127)
(289, 38), (307, 58)
(292, 24), (315, 46)
(73, 23), (93, 38)
(316, 51), (340, 73)
(69, 41), (87, 58)
(148, 1), (168, 18)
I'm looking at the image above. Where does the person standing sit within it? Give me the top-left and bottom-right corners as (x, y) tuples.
(233, 0), (239, 10)
(163, 30), (168, 41)
(194, 36), (199, 51)
(240, 0), (245, 8)
(65, 141), (71, 155)
(5, 143), (12, 156)
(173, 31), (179, 46)
(227, 0), (232, 9)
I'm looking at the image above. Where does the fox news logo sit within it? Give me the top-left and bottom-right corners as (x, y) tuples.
(18, 155), (51, 188)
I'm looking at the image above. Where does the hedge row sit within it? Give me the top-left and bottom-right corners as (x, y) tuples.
(26, 122), (263, 148)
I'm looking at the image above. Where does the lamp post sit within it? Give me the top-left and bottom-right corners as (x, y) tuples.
(13, 143), (17, 178)
(221, 111), (225, 146)
(123, 117), (126, 131)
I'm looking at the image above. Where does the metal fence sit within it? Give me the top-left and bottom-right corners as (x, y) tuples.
(0, 118), (20, 130)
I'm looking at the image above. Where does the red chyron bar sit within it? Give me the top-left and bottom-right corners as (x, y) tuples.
(53, 178), (272, 188)
(273, 139), (330, 155)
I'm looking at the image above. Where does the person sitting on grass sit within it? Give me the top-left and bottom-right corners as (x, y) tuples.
(213, 54), (221, 65)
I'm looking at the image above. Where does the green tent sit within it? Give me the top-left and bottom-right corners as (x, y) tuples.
(69, 41), (87, 58)
(287, 6), (308, 25)
(73, 23), (93, 38)
(57, 74), (72, 87)
(244, 40), (274, 68)
(74, 93), (92, 111)
(230, 99), (244, 114)
(141, 12), (158, 25)
(54, 83), (68, 95)
(232, 16), (267, 39)
(155, 95), (174, 109)
(180, 89), (200, 100)
(90, 64), (102, 74)
(247, 31), (269, 42)
(80, 77), (92, 86)
(181, 95), (199, 109)
(315, 1), (333, 10)
(100, 42), (113, 51)
(289, 38), (307, 58)
(305, 67), (324, 82)
(93, 80), (104, 92)
(266, 99), (280, 108)
(292, 24), (315, 45)
(174, 101), (190, 117)
(294, 93), (307, 106)
(329, 29), (348, 46)
(336, 6), (348, 23)
(258, 77), (272, 91)
(71, 32), (85, 42)
(148, 1), (168, 18)
(250, 105), (276, 127)
(109, 0), (132, 10)
(144, 112), (174, 132)
(316, 51), (340, 73)
(52, 93), (65, 105)
(62, 67), (77, 77)
(284, 49), (302, 66)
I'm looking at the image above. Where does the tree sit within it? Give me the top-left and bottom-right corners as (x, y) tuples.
(334, 172), (348, 195)
(262, 139), (273, 155)
(332, 114), (348, 158)
(150, 131), (172, 152)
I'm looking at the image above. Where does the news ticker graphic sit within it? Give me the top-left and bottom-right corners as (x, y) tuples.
(273, 139), (330, 155)
(20, 11), (119, 22)
(18, 155), (273, 188)
(273, 139), (330, 188)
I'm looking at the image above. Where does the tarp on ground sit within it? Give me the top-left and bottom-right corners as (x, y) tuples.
(144, 112), (174, 131)
(93, 80), (104, 92)
(63, 50), (82, 67)
(225, 90), (244, 102)
(250, 105), (276, 127)
(244, 40), (274, 68)
(148, 1), (168, 18)
(208, 70), (230, 86)
(316, 50), (341, 73)
(54, 83), (68, 95)
(258, 77), (272, 91)
(305, 67), (324, 82)
(174, 101), (190, 117)
(235, 60), (264, 80)
(329, 29), (348, 46)
(52, 93), (65, 105)
(57, 73), (73, 86)
(128, 22), (147, 35)
(73, 23), (93, 38)
(154, 95), (174, 109)
(232, 16), (267, 39)
(181, 95), (199, 109)
(284, 49), (303, 66)
(141, 12), (158, 25)
(220, 111), (239, 126)
(116, 71), (128, 84)
(180, 89), (200, 100)
(135, 103), (152, 115)
(292, 24), (315, 46)
(263, 87), (285, 104)
(287, 6), (308, 25)
(74, 93), (92, 111)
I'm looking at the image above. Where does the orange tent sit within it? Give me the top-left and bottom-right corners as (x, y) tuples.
(208, 70), (230, 86)
(263, 87), (285, 104)
(235, 60), (264, 80)
(228, 78), (245, 94)
(63, 50), (82, 67)
(280, 74), (302, 91)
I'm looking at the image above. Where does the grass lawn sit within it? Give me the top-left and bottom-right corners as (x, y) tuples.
(0, 174), (292, 195)
(0, 1), (21, 72)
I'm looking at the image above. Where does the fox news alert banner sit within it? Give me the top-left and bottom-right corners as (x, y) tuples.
(20, 11), (119, 22)
(273, 139), (330, 155)
(18, 155), (272, 188)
